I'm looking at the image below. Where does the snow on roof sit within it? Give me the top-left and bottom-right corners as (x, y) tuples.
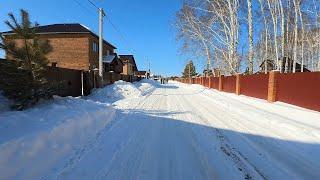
(80, 24), (91, 31)
(103, 55), (116, 63)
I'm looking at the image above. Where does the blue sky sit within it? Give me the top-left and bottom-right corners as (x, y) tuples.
(0, 0), (190, 76)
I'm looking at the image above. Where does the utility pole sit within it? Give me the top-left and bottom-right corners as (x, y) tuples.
(99, 8), (105, 87)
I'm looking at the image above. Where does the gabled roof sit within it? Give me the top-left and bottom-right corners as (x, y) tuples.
(134, 71), (147, 75)
(1, 23), (116, 49)
(103, 54), (117, 63)
(119, 55), (138, 71)
(259, 59), (274, 67)
(103, 54), (124, 66)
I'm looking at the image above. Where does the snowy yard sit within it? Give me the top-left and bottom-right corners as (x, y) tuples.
(0, 79), (320, 179)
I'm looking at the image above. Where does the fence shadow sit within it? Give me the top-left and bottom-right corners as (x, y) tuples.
(99, 108), (320, 180)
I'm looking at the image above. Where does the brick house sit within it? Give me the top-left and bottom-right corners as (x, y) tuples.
(103, 53), (123, 74)
(119, 55), (138, 75)
(1, 23), (117, 72)
(134, 71), (149, 78)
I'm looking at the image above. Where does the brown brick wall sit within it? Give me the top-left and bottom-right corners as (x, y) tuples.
(88, 35), (115, 71)
(4, 33), (116, 71)
(44, 34), (90, 71)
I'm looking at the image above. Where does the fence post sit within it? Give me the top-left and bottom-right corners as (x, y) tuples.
(219, 75), (224, 91)
(236, 74), (241, 95)
(268, 71), (279, 102)
(209, 76), (212, 88)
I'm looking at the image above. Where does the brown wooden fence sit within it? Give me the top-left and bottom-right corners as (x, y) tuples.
(0, 59), (141, 97)
(47, 67), (88, 97)
(177, 71), (320, 112)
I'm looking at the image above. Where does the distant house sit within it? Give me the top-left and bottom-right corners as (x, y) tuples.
(1, 23), (116, 72)
(134, 71), (149, 78)
(119, 55), (138, 75)
(259, 57), (310, 73)
(103, 54), (123, 74)
(259, 59), (275, 72)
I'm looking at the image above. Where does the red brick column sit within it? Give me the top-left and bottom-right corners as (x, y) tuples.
(236, 74), (241, 95)
(209, 76), (212, 88)
(268, 71), (279, 102)
(219, 75), (224, 91)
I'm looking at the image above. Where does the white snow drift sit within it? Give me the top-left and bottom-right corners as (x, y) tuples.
(0, 80), (157, 179)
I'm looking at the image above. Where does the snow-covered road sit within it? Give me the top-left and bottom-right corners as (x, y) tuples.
(56, 81), (320, 180)
(1, 80), (320, 179)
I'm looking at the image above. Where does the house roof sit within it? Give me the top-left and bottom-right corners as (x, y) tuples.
(259, 58), (311, 72)
(103, 54), (117, 63)
(259, 59), (274, 67)
(135, 71), (147, 75)
(119, 55), (138, 71)
(1, 23), (116, 49)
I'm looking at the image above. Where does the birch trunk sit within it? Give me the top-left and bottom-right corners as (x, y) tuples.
(279, 0), (285, 72)
(293, 0), (299, 73)
(247, 0), (254, 74)
(267, 0), (280, 70)
(298, 2), (305, 72)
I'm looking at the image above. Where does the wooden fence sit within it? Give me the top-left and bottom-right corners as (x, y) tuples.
(177, 71), (320, 112)
(0, 59), (141, 98)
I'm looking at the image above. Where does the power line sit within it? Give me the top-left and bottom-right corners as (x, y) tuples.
(104, 13), (151, 71)
(71, 0), (96, 15)
(105, 15), (136, 55)
(72, 0), (150, 70)
(87, 0), (99, 10)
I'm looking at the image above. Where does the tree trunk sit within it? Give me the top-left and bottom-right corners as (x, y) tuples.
(293, 0), (299, 73)
(279, 0), (285, 73)
(267, 0), (279, 71)
(247, 0), (254, 74)
(298, 2), (305, 72)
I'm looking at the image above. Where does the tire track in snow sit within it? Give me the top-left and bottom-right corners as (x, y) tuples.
(173, 88), (266, 180)
(98, 88), (166, 179)
(49, 89), (159, 180)
(177, 83), (319, 179)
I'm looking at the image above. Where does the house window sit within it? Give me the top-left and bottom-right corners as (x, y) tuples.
(93, 42), (98, 52)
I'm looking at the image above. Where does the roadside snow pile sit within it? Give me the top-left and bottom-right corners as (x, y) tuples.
(89, 79), (157, 104)
(0, 96), (116, 179)
(135, 79), (158, 96)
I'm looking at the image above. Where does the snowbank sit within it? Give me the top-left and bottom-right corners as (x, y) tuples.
(88, 79), (157, 104)
(0, 79), (157, 179)
(0, 97), (116, 179)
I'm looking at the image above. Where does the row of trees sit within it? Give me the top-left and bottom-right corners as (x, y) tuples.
(176, 0), (320, 75)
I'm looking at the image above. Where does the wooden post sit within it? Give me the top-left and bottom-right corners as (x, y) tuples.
(268, 71), (279, 102)
(209, 76), (212, 88)
(236, 74), (241, 95)
(219, 75), (224, 91)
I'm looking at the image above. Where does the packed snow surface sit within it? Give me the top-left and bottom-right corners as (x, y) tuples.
(1, 79), (320, 179)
